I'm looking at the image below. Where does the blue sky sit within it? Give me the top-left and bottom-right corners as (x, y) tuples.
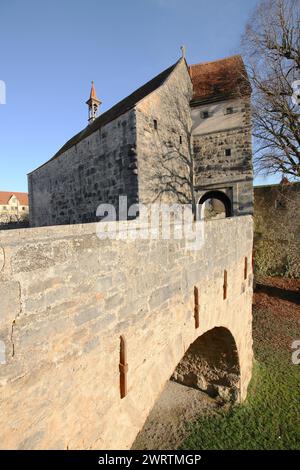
(0, 0), (277, 192)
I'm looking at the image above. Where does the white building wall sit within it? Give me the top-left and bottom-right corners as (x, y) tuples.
(191, 97), (245, 135)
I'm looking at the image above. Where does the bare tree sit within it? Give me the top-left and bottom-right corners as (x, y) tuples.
(242, 0), (300, 179)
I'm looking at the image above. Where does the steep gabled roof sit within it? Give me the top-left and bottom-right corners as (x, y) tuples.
(0, 191), (29, 205)
(30, 59), (180, 172)
(189, 55), (251, 105)
(29, 55), (249, 174)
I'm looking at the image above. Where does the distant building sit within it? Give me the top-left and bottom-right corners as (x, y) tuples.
(0, 192), (29, 224)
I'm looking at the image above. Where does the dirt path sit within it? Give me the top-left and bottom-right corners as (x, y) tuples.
(132, 380), (218, 450)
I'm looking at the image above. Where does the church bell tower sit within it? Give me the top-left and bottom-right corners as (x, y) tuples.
(86, 81), (101, 124)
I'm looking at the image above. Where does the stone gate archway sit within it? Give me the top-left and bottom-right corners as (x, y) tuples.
(199, 190), (232, 219)
(172, 327), (240, 402)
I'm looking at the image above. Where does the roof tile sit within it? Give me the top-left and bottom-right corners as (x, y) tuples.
(189, 55), (251, 104)
(0, 192), (29, 205)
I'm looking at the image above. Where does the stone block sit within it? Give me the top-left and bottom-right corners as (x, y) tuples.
(0, 281), (20, 327)
(0, 247), (4, 272)
(74, 305), (102, 326)
(149, 284), (173, 310)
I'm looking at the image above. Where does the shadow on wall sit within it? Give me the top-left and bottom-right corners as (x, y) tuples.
(172, 327), (240, 403)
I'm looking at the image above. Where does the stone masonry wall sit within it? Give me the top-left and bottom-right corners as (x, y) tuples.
(136, 59), (193, 205)
(0, 216), (253, 449)
(193, 126), (252, 186)
(254, 183), (300, 277)
(28, 109), (138, 227)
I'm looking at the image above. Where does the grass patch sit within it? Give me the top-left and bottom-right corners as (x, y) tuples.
(181, 304), (300, 450)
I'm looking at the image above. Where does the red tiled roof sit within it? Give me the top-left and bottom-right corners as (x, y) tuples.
(0, 191), (29, 205)
(189, 55), (251, 104)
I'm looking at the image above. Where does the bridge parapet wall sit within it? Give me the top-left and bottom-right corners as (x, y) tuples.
(0, 216), (253, 449)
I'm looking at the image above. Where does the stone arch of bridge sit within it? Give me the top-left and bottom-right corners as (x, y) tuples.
(172, 326), (241, 403)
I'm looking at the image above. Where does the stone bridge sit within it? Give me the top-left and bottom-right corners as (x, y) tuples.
(0, 216), (253, 449)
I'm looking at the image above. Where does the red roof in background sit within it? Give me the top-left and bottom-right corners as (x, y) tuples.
(189, 55), (251, 104)
(0, 191), (29, 205)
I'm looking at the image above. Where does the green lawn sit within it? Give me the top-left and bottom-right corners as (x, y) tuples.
(181, 299), (300, 450)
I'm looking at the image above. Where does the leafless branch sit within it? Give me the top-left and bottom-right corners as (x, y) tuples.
(241, 0), (300, 179)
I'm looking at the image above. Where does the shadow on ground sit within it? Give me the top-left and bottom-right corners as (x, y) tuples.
(256, 283), (300, 304)
(132, 381), (220, 450)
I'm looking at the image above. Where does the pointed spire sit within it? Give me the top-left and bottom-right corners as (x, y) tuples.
(89, 80), (97, 100)
(86, 81), (101, 124)
(180, 45), (186, 59)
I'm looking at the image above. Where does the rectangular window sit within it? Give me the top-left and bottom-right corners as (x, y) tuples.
(201, 111), (209, 119)
(275, 199), (286, 210)
(225, 107), (234, 114)
(153, 119), (158, 130)
(225, 148), (231, 157)
(179, 135), (182, 144)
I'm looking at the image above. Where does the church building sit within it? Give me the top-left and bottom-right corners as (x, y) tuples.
(28, 52), (252, 227)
